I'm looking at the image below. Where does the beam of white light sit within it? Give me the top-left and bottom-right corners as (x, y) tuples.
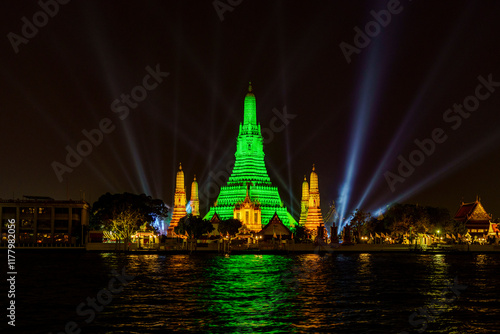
(122, 122), (152, 196)
(337, 46), (382, 232)
(368, 132), (500, 215)
(353, 6), (471, 211)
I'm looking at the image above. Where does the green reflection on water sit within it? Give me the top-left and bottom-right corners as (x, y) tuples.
(201, 254), (298, 333)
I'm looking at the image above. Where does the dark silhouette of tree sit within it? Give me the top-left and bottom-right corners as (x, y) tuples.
(426, 206), (454, 234)
(175, 214), (214, 239)
(293, 225), (307, 242)
(217, 218), (243, 237)
(350, 209), (372, 239)
(381, 203), (452, 235)
(382, 204), (427, 234)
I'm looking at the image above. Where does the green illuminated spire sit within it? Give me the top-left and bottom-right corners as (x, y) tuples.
(231, 82), (268, 183)
(205, 83), (297, 229)
(244, 82), (257, 126)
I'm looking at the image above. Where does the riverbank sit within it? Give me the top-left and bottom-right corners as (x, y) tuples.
(4, 242), (500, 253)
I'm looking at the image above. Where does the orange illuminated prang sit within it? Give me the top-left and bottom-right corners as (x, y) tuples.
(299, 175), (309, 225)
(190, 175), (200, 217)
(304, 164), (324, 232)
(168, 163), (187, 235)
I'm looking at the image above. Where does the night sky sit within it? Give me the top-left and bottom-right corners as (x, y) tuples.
(2, 0), (500, 221)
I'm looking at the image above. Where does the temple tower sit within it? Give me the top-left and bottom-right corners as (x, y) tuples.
(168, 163), (187, 234)
(190, 175), (200, 216)
(299, 175), (309, 225)
(305, 164), (323, 231)
(204, 83), (296, 229)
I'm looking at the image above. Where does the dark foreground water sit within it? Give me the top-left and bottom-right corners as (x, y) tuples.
(3, 252), (500, 333)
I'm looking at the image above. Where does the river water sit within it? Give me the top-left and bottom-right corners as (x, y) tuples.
(4, 252), (500, 333)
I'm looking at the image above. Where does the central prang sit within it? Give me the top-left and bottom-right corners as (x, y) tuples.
(204, 83), (297, 231)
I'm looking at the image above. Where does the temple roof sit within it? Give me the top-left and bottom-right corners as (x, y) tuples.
(454, 202), (476, 220)
(210, 212), (221, 223)
(259, 212), (292, 236)
(465, 221), (490, 227)
(454, 199), (492, 221)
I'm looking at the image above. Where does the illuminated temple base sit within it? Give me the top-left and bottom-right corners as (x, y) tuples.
(205, 184), (296, 230)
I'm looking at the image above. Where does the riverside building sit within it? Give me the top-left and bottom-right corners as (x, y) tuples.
(0, 196), (90, 244)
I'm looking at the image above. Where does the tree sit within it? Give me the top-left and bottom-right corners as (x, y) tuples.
(293, 225), (307, 242)
(218, 218), (242, 237)
(426, 206), (451, 234)
(384, 205), (418, 234)
(350, 209), (372, 239)
(382, 204), (427, 234)
(91, 192), (169, 237)
(448, 218), (467, 236)
(382, 203), (452, 235)
(110, 206), (144, 250)
(174, 214), (214, 239)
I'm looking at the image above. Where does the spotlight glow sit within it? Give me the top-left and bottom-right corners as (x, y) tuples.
(353, 42), (459, 211)
(368, 132), (500, 215)
(337, 46), (382, 232)
(353, 17), (468, 212)
(121, 122), (152, 195)
(152, 216), (164, 233)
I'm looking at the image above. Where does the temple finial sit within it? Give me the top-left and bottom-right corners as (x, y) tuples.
(193, 174), (196, 181)
(179, 162), (182, 171)
(248, 82), (252, 92)
(312, 164), (315, 171)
